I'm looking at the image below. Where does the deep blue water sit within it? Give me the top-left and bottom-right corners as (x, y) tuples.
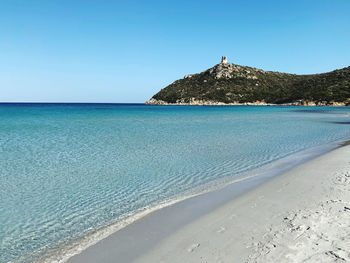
(1, 103), (350, 262)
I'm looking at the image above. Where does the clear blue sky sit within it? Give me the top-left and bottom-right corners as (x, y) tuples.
(1, 0), (349, 103)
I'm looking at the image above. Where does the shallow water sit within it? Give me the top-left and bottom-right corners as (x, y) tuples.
(1, 104), (350, 263)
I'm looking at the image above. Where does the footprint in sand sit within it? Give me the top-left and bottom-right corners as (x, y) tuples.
(229, 214), (237, 219)
(187, 243), (200, 253)
(217, 226), (226, 233)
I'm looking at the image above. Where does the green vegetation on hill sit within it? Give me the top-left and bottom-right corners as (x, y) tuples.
(148, 61), (350, 105)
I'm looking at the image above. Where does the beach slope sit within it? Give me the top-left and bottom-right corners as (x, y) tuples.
(133, 145), (350, 263)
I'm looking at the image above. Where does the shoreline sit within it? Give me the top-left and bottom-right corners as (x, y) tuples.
(131, 143), (350, 263)
(64, 140), (347, 263)
(145, 98), (349, 106)
(132, 144), (350, 263)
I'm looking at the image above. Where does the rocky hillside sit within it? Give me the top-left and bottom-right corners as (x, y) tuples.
(146, 57), (350, 106)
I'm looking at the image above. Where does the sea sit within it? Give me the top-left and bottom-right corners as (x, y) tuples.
(1, 103), (350, 263)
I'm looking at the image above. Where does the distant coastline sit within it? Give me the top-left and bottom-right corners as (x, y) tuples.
(146, 98), (348, 106)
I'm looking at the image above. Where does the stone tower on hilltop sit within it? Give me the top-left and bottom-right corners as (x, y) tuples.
(221, 56), (228, 64)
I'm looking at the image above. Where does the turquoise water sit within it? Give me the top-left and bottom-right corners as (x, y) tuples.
(1, 104), (350, 263)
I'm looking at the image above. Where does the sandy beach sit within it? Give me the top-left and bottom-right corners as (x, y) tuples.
(2, 1), (350, 262)
(136, 144), (350, 263)
(67, 144), (350, 263)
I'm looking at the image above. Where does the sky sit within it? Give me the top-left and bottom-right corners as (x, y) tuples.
(0, 0), (349, 103)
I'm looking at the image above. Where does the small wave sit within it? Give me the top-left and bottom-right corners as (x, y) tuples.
(329, 121), (350, 125)
(48, 139), (347, 263)
(37, 171), (270, 263)
(36, 196), (197, 263)
(293, 109), (345, 114)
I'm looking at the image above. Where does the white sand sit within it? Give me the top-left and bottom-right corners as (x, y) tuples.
(133, 145), (350, 263)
